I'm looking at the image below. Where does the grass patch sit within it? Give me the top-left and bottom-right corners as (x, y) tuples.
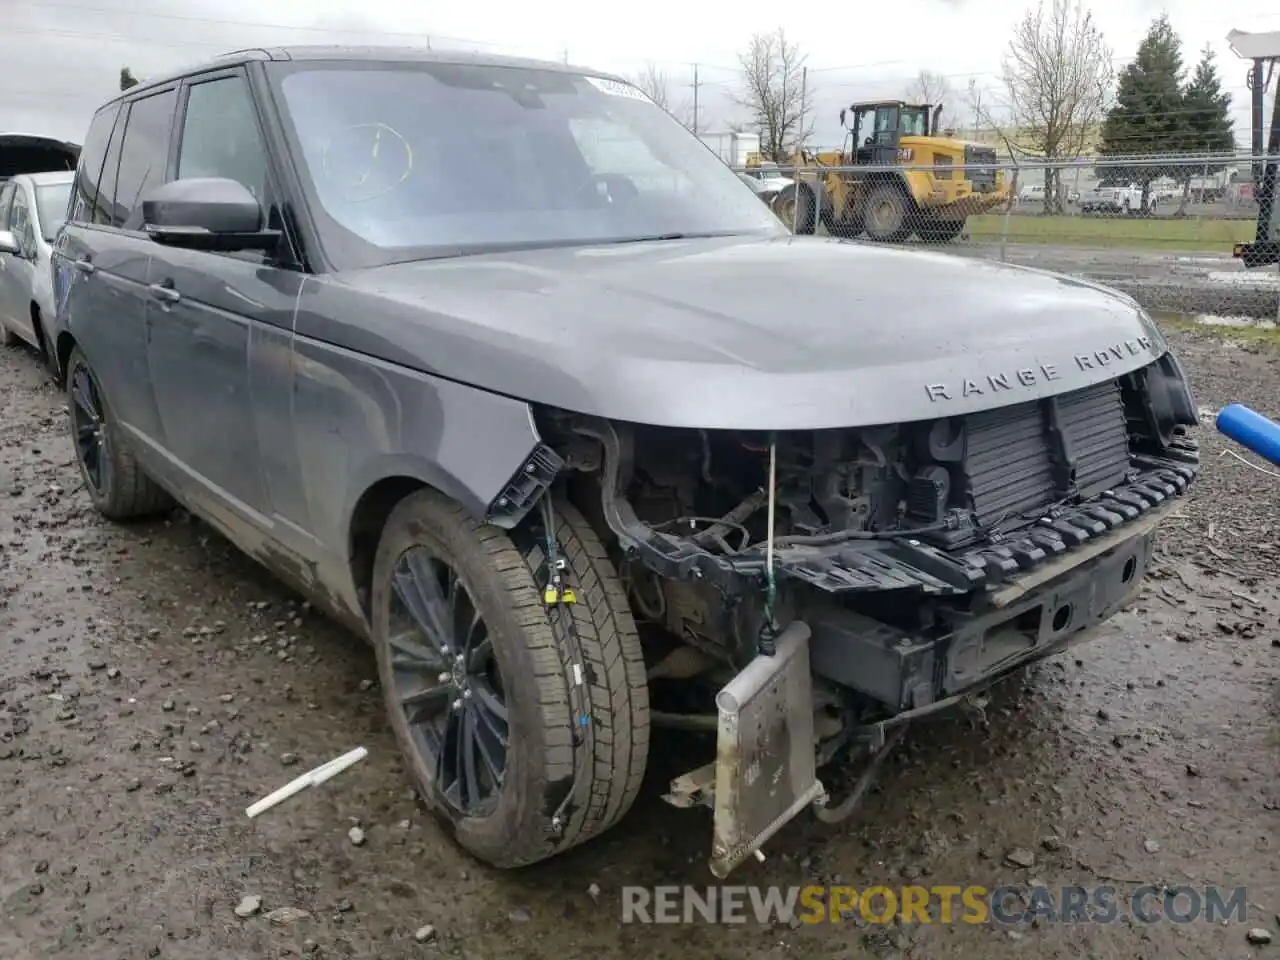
(1154, 313), (1280, 348)
(964, 214), (1256, 253)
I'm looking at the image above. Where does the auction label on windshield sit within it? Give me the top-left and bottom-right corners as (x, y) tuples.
(586, 76), (652, 102)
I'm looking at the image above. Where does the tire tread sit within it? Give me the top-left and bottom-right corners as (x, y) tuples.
(376, 489), (648, 866)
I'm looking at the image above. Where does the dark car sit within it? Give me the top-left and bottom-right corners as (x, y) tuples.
(53, 46), (1200, 877)
(0, 132), (79, 182)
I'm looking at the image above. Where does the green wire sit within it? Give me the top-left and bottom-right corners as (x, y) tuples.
(764, 430), (778, 625)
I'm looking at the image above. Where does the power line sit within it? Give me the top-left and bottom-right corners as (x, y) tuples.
(5, 1), (515, 50)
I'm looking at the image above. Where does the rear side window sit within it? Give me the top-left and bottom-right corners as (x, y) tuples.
(111, 88), (178, 230)
(68, 103), (120, 224)
(94, 104), (127, 226)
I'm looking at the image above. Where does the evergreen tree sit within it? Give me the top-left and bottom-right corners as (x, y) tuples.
(120, 67), (139, 91)
(1177, 45), (1235, 205)
(1096, 14), (1186, 209)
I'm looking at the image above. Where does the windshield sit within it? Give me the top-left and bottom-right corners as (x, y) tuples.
(35, 183), (71, 242)
(270, 61), (785, 268)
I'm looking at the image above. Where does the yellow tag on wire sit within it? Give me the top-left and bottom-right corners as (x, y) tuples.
(544, 585), (577, 604)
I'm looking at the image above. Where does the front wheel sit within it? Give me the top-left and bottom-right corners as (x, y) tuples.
(863, 183), (913, 242)
(371, 489), (650, 868)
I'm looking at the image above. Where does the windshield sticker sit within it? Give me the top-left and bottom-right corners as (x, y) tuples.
(585, 76), (652, 102)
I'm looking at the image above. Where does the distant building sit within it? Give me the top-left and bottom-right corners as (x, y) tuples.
(697, 131), (759, 167)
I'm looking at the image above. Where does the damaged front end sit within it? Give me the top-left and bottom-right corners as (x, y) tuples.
(532, 350), (1200, 876)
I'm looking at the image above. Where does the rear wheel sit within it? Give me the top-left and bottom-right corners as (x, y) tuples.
(371, 489), (650, 868)
(65, 347), (173, 520)
(773, 184), (816, 234)
(863, 182), (913, 242)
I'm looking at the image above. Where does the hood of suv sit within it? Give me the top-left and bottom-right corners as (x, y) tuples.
(307, 235), (1168, 430)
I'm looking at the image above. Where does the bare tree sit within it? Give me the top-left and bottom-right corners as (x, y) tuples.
(631, 62), (673, 111)
(629, 61), (695, 131)
(904, 70), (953, 131)
(963, 79), (990, 141)
(734, 29), (812, 161)
(993, 0), (1114, 212)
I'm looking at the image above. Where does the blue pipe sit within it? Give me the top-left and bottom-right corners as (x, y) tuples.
(1215, 404), (1280, 467)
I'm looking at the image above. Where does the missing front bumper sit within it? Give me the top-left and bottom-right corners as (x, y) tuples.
(663, 493), (1185, 876)
(808, 501), (1170, 712)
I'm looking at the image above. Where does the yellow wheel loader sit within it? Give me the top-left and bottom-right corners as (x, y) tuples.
(770, 101), (1011, 243)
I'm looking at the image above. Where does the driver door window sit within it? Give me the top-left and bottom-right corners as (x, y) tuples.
(177, 75), (268, 202)
(176, 74), (276, 262)
(874, 107), (898, 144)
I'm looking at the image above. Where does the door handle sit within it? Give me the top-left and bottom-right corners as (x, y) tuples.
(73, 258), (95, 275)
(148, 282), (181, 304)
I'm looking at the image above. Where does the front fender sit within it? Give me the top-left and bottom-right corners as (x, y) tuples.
(290, 334), (549, 555)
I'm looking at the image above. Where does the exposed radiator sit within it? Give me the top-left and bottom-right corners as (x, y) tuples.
(1057, 380), (1130, 496)
(962, 379), (1131, 529)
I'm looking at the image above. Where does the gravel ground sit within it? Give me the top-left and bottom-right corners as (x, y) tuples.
(1, 325), (1278, 960)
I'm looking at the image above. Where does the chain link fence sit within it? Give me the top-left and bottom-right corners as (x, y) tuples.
(736, 154), (1280, 324)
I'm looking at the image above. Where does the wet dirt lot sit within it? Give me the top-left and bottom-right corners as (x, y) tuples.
(1, 324), (1277, 960)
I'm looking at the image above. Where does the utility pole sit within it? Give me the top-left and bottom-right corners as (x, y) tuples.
(562, 48), (569, 65)
(692, 63), (700, 136)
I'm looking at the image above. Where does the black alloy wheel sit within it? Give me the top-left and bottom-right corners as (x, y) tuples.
(386, 546), (508, 816)
(70, 360), (110, 496)
(63, 347), (172, 521)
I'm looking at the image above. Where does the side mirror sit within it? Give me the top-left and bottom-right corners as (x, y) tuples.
(0, 230), (17, 256)
(141, 177), (280, 252)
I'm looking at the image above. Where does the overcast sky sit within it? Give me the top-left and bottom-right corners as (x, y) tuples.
(3, 0), (1275, 149)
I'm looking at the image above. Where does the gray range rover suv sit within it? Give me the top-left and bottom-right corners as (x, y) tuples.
(53, 46), (1200, 877)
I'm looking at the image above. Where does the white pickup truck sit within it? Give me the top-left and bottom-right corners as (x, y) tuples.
(1080, 183), (1150, 215)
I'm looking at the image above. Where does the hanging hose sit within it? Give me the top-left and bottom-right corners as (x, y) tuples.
(814, 723), (909, 824)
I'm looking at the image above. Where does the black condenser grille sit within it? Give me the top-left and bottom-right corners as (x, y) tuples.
(963, 402), (1056, 528)
(961, 379), (1131, 529)
(1057, 380), (1130, 497)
